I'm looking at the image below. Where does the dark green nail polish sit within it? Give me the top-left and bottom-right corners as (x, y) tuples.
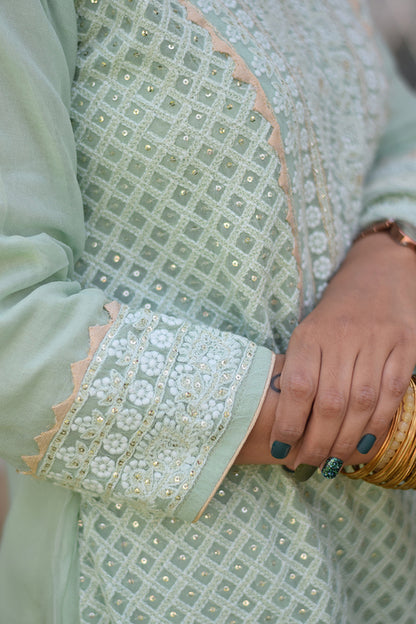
(321, 457), (343, 479)
(282, 465), (295, 474)
(357, 433), (376, 454)
(271, 440), (291, 459)
(293, 464), (317, 482)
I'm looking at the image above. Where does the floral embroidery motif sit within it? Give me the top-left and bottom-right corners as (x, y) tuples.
(194, 0), (388, 303)
(72, 0), (300, 354)
(38, 306), (256, 515)
(59, 0), (402, 622)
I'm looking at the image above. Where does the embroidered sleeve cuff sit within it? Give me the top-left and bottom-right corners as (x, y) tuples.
(176, 347), (274, 522)
(31, 305), (272, 521)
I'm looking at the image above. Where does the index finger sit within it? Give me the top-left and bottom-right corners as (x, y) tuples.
(270, 331), (320, 459)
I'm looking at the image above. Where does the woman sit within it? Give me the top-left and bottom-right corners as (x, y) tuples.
(1, 1), (416, 622)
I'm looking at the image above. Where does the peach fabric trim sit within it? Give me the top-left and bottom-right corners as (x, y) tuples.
(22, 301), (121, 475)
(177, 0), (289, 192)
(177, 0), (301, 309)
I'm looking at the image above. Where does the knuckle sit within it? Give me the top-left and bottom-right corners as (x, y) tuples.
(372, 413), (393, 432)
(351, 385), (378, 412)
(397, 325), (416, 346)
(277, 424), (305, 443)
(332, 439), (356, 457)
(284, 373), (315, 402)
(386, 376), (408, 400)
(302, 448), (329, 465)
(315, 390), (346, 419)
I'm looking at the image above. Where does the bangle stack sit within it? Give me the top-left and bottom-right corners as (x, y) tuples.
(344, 377), (416, 489)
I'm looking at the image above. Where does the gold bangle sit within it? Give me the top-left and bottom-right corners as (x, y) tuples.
(377, 379), (416, 487)
(344, 403), (401, 480)
(344, 377), (416, 488)
(365, 379), (416, 487)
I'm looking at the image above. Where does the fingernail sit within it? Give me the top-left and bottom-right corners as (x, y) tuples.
(293, 464), (317, 482)
(321, 457), (343, 479)
(282, 465), (295, 474)
(356, 433), (376, 455)
(271, 440), (291, 459)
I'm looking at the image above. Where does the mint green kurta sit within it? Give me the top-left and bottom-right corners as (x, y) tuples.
(1, 1), (416, 623)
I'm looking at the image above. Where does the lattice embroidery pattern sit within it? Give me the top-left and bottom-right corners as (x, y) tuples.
(77, 465), (416, 623)
(64, 1), (414, 624)
(72, 0), (299, 352)
(192, 0), (388, 306)
(38, 305), (256, 515)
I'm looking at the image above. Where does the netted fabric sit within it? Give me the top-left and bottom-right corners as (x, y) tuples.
(61, 0), (416, 623)
(37, 305), (259, 518)
(188, 0), (389, 305)
(72, 0), (299, 352)
(77, 466), (416, 624)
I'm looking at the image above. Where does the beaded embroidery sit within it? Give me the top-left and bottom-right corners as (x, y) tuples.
(34, 0), (416, 622)
(38, 305), (257, 516)
(72, 0), (299, 351)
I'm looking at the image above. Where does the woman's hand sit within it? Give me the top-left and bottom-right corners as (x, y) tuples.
(269, 232), (416, 474)
(236, 354), (285, 464)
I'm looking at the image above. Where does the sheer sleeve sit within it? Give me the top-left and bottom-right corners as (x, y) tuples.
(0, 1), (273, 522)
(359, 45), (416, 229)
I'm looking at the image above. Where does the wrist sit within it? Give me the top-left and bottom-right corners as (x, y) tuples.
(350, 228), (416, 271)
(356, 219), (416, 253)
(235, 354), (285, 464)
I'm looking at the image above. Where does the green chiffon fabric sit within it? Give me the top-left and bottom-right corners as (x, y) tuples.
(1, 0), (416, 622)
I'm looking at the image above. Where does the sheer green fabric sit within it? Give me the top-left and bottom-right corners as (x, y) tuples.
(1, 0), (416, 622)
